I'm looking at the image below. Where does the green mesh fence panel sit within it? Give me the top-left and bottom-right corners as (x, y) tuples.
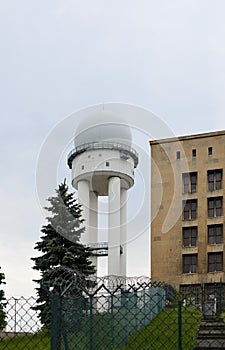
(59, 284), (166, 349)
(2, 268), (219, 349)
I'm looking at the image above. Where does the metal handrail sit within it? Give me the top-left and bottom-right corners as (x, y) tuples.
(87, 242), (123, 256)
(87, 242), (108, 250)
(67, 141), (139, 169)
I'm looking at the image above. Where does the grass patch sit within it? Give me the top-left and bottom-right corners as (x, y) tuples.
(121, 306), (202, 350)
(0, 329), (50, 350)
(0, 307), (201, 350)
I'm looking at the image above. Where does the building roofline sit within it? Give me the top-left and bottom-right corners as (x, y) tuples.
(149, 129), (225, 146)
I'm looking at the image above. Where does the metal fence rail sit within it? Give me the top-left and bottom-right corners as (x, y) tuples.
(1, 270), (225, 349)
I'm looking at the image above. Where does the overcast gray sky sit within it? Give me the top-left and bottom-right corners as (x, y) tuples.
(1, 0), (225, 297)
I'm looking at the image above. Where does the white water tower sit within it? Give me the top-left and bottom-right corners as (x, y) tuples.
(67, 110), (138, 276)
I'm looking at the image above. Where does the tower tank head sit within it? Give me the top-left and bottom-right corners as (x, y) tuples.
(68, 110), (138, 195)
(74, 110), (132, 148)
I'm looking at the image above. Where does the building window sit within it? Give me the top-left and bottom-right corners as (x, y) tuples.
(208, 197), (222, 218)
(81, 165), (84, 170)
(192, 149), (196, 158)
(208, 252), (223, 272)
(208, 147), (213, 156)
(183, 172), (197, 193)
(208, 224), (223, 245)
(183, 200), (197, 220)
(183, 254), (197, 273)
(106, 161), (110, 166)
(183, 227), (197, 247)
(176, 151), (180, 160)
(208, 169), (222, 191)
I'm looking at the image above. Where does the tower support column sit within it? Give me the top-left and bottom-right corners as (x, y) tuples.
(90, 191), (98, 269)
(108, 176), (121, 275)
(120, 188), (127, 276)
(77, 180), (90, 246)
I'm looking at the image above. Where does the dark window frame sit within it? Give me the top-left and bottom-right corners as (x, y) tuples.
(183, 227), (197, 247)
(182, 172), (197, 194)
(183, 199), (197, 220)
(208, 147), (213, 156)
(208, 252), (223, 272)
(208, 197), (223, 218)
(192, 149), (196, 158)
(183, 254), (197, 274)
(176, 151), (181, 160)
(208, 224), (223, 245)
(208, 169), (222, 191)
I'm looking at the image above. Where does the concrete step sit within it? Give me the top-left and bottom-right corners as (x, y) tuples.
(198, 329), (225, 339)
(195, 338), (225, 348)
(194, 318), (225, 349)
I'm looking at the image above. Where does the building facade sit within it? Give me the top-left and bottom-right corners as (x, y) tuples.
(150, 130), (225, 290)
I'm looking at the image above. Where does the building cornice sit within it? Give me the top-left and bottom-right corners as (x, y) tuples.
(150, 129), (225, 146)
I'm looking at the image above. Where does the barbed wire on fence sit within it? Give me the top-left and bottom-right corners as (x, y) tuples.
(40, 265), (171, 296)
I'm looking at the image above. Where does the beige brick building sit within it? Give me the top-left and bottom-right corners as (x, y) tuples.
(150, 130), (225, 291)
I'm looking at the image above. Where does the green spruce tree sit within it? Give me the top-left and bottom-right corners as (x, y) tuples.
(32, 180), (95, 327)
(0, 267), (6, 331)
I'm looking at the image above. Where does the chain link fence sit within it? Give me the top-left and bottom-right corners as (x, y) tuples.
(0, 296), (49, 349)
(1, 269), (225, 349)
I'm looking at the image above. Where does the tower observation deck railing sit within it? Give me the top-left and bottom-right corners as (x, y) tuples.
(87, 242), (123, 256)
(67, 141), (139, 169)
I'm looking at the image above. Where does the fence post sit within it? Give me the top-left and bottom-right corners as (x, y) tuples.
(89, 295), (93, 350)
(13, 298), (18, 332)
(218, 282), (222, 315)
(201, 283), (205, 316)
(110, 294), (114, 347)
(51, 294), (61, 350)
(178, 300), (182, 350)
